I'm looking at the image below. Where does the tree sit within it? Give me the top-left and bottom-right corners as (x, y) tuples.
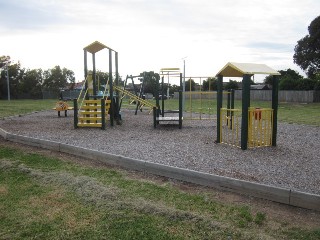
(264, 69), (303, 87)
(0, 57), (23, 99)
(202, 77), (217, 91)
(19, 69), (43, 98)
(0, 55), (10, 68)
(224, 80), (239, 90)
(96, 70), (109, 90)
(293, 15), (320, 78)
(42, 66), (75, 93)
(185, 78), (196, 91)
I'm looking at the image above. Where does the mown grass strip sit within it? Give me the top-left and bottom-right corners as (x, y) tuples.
(1, 144), (320, 239)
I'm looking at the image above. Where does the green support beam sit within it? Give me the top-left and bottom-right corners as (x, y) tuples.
(101, 98), (106, 130)
(241, 74), (251, 150)
(92, 52), (96, 96)
(272, 75), (279, 146)
(109, 49), (114, 127)
(179, 73), (183, 129)
(73, 98), (78, 129)
(84, 50), (89, 100)
(216, 75), (223, 143)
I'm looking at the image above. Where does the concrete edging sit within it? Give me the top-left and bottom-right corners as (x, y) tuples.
(1, 131), (319, 211)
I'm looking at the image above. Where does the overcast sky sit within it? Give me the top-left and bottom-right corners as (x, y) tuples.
(0, 0), (319, 83)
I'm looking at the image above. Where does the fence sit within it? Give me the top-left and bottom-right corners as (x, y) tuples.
(234, 90), (320, 103)
(174, 90), (320, 103)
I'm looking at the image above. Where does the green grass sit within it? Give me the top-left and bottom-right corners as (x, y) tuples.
(0, 99), (57, 118)
(1, 145), (319, 239)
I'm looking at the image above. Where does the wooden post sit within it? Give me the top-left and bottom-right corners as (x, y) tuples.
(241, 74), (251, 150)
(109, 49), (114, 127)
(101, 98), (106, 130)
(216, 75), (223, 143)
(92, 52), (96, 97)
(73, 98), (78, 129)
(272, 75), (279, 146)
(84, 50), (88, 100)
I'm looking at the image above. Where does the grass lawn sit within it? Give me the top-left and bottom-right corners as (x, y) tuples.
(0, 99), (57, 118)
(1, 144), (320, 239)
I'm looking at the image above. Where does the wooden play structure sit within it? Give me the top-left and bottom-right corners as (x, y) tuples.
(73, 41), (120, 129)
(215, 62), (280, 150)
(72, 42), (281, 150)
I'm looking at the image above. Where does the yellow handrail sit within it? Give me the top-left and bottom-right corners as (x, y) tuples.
(113, 85), (156, 109)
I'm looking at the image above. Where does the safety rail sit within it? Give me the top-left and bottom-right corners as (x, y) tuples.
(220, 107), (274, 148)
(248, 108), (273, 148)
(220, 108), (242, 148)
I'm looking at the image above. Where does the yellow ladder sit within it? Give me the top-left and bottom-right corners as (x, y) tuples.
(77, 99), (111, 128)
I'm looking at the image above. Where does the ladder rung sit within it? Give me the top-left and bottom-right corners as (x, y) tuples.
(77, 123), (102, 127)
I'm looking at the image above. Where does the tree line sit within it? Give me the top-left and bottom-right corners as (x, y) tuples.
(0, 56), (76, 99)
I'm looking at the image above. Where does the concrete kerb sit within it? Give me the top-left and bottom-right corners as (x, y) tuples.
(6, 133), (60, 151)
(0, 129), (319, 211)
(0, 128), (8, 139)
(290, 190), (320, 210)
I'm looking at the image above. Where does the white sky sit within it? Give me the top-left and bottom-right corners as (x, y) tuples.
(0, 0), (319, 83)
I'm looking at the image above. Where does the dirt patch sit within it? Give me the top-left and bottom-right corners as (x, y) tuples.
(0, 137), (319, 229)
(0, 185), (8, 195)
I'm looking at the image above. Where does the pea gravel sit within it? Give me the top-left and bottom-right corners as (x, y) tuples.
(1, 109), (319, 195)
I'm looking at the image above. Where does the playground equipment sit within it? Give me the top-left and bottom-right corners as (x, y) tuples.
(53, 101), (73, 117)
(216, 62), (280, 150)
(73, 41), (120, 129)
(119, 72), (157, 114)
(153, 68), (183, 128)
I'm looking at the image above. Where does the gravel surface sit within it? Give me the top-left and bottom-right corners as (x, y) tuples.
(1, 109), (319, 195)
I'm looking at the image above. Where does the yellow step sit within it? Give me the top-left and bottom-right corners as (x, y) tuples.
(83, 100), (111, 104)
(77, 122), (102, 128)
(81, 105), (101, 110)
(78, 117), (103, 121)
(81, 106), (110, 110)
(78, 111), (103, 115)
